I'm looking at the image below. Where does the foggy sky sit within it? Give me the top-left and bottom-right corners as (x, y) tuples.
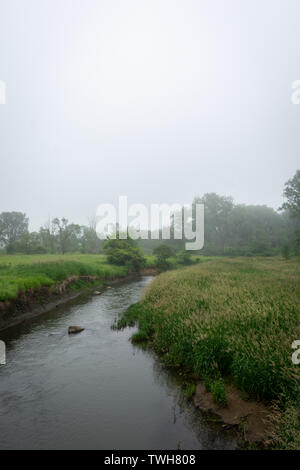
(0, 0), (299, 230)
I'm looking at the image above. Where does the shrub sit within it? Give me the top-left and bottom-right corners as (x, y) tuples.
(153, 244), (174, 271)
(103, 233), (145, 271)
(176, 250), (193, 265)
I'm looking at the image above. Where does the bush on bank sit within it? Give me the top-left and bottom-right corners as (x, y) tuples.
(103, 234), (146, 272)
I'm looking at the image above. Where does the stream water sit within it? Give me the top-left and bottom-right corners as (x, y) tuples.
(0, 276), (237, 450)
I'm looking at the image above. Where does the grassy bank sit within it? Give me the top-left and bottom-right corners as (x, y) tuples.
(0, 254), (132, 302)
(117, 257), (300, 449)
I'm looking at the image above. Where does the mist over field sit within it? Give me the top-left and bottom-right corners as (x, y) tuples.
(0, 0), (300, 230)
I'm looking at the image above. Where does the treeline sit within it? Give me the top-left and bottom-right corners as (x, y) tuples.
(1, 170), (299, 257)
(0, 215), (103, 255)
(153, 170), (300, 257)
(0, 202), (297, 257)
(189, 193), (299, 256)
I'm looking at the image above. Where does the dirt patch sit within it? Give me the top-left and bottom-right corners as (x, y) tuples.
(194, 382), (272, 445)
(139, 268), (159, 276)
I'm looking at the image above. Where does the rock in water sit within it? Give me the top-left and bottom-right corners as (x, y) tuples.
(68, 326), (85, 335)
(94, 291), (101, 295)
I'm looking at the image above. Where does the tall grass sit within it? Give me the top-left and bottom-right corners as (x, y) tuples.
(121, 257), (300, 448)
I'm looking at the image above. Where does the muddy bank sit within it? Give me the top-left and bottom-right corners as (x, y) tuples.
(193, 382), (271, 447)
(139, 267), (159, 276)
(0, 272), (140, 332)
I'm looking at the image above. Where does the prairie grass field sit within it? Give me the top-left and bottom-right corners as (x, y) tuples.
(119, 257), (300, 449)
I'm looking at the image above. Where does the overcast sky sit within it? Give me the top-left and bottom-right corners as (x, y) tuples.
(0, 0), (299, 230)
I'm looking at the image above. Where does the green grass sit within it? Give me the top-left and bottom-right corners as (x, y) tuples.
(144, 255), (157, 268)
(0, 253), (110, 267)
(183, 382), (196, 401)
(113, 302), (141, 329)
(206, 378), (227, 407)
(117, 256), (300, 448)
(0, 254), (132, 302)
(0, 253), (160, 302)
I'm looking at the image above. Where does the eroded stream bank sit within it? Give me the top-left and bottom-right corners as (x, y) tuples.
(0, 276), (237, 450)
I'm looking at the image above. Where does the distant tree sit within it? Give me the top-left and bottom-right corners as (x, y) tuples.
(153, 244), (174, 271)
(176, 250), (192, 265)
(103, 233), (145, 271)
(169, 208), (185, 252)
(193, 193), (234, 255)
(281, 245), (290, 260)
(0, 212), (29, 252)
(12, 232), (47, 254)
(52, 218), (69, 254)
(281, 170), (300, 219)
(67, 223), (83, 252)
(280, 170), (300, 253)
(80, 217), (103, 253)
(153, 244), (174, 259)
(39, 219), (57, 253)
(230, 205), (285, 256)
(52, 218), (81, 254)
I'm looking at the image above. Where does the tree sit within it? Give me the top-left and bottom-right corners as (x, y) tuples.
(281, 245), (290, 260)
(103, 233), (145, 271)
(280, 170), (300, 253)
(229, 205), (285, 256)
(193, 193), (234, 255)
(11, 232), (47, 254)
(281, 170), (300, 219)
(153, 244), (174, 271)
(52, 218), (81, 254)
(176, 250), (192, 265)
(52, 218), (69, 254)
(39, 219), (57, 253)
(80, 217), (103, 253)
(0, 212), (29, 252)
